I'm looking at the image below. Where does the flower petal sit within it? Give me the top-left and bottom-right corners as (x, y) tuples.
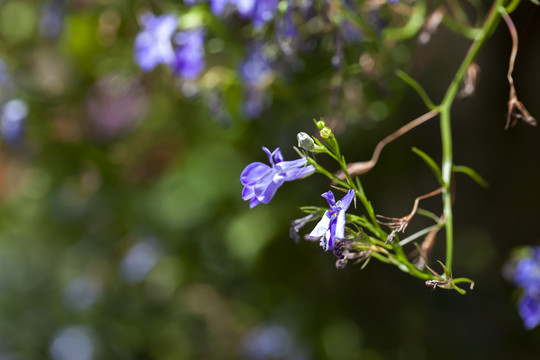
(326, 216), (337, 250)
(242, 185), (255, 200)
(272, 148), (284, 163)
(309, 212), (331, 237)
(240, 162), (270, 185)
(262, 146), (274, 164)
(321, 191), (336, 207)
(274, 158), (307, 172)
(336, 189), (355, 211)
(249, 196), (261, 208)
(256, 177), (284, 204)
(335, 210), (346, 239)
(280, 164), (315, 182)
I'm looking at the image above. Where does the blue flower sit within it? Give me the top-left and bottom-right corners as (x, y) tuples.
(172, 28), (205, 80)
(518, 294), (540, 330)
(232, 0), (279, 28)
(309, 189), (355, 251)
(209, 0), (230, 15)
(240, 147), (315, 208)
(514, 249), (540, 295)
(239, 46), (273, 118)
(1, 99), (28, 144)
(512, 247), (540, 329)
(134, 13), (178, 72)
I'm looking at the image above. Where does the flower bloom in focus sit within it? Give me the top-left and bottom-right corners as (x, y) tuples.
(240, 147), (315, 208)
(309, 189), (355, 251)
(134, 13), (178, 72)
(173, 28), (205, 80)
(513, 247), (540, 329)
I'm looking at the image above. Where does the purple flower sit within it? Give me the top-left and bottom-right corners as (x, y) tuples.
(514, 248), (540, 296)
(172, 28), (205, 80)
(240, 47), (272, 87)
(518, 294), (540, 330)
(1, 99), (28, 144)
(134, 13), (178, 72)
(240, 147), (315, 208)
(309, 189), (355, 251)
(239, 46), (273, 118)
(210, 0), (230, 15)
(232, 0), (279, 28)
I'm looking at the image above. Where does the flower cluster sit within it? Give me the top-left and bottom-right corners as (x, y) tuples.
(134, 13), (205, 80)
(240, 143), (356, 255)
(512, 247), (540, 329)
(239, 120), (475, 294)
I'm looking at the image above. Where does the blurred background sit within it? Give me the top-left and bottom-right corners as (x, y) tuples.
(0, 0), (539, 359)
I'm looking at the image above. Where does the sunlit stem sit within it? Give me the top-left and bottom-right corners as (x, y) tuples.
(438, 0), (506, 272)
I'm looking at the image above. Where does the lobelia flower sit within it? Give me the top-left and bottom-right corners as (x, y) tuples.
(514, 248), (540, 295)
(172, 28), (206, 80)
(209, 0), (230, 15)
(233, 0), (279, 28)
(518, 294), (540, 330)
(134, 13), (178, 72)
(1, 99), (28, 145)
(309, 189), (355, 251)
(513, 247), (540, 329)
(240, 147), (315, 208)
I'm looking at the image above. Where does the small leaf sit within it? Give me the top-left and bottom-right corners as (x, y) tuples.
(452, 165), (489, 188)
(396, 70), (436, 110)
(412, 147), (443, 185)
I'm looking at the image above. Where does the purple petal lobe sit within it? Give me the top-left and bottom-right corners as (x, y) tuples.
(321, 191), (336, 207)
(240, 162), (270, 185)
(337, 189), (355, 211)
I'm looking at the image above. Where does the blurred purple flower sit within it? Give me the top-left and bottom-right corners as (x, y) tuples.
(232, 0), (279, 28)
(514, 248), (540, 295)
(172, 28), (205, 80)
(309, 189), (355, 251)
(518, 294), (540, 330)
(210, 0), (231, 15)
(239, 46), (273, 118)
(40, 0), (65, 39)
(511, 247), (540, 329)
(1, 99), (28, 144)
(134, 13), (178, 72)
(241, 147), (315, 208)
(240, 47), (272, 87)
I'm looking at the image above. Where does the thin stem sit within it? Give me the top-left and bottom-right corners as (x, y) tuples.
(438, 0), (505, 272)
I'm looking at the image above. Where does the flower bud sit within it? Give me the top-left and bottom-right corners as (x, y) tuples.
(314, 118), (326, 130)
(297, 132), (325, 152)
(319, 127), (332, 139)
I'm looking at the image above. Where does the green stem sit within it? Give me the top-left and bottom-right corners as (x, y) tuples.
(438, 0), (506, 272)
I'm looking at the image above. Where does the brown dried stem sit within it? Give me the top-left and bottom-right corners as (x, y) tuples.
(337, 109), (439, 179)
(377, 187), (444, 243)
(501, 11), (536, 129)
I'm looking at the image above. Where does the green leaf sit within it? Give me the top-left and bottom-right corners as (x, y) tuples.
(412, 147), (443, 185)
(395, 70), (436, 110)
(452, 165), (489, 188)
